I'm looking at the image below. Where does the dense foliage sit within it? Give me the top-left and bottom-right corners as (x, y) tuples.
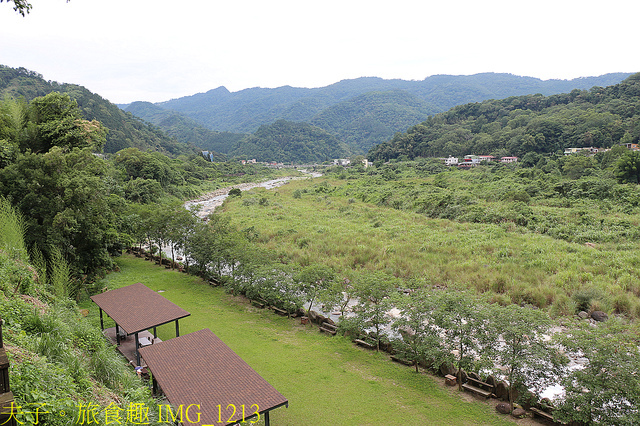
(228, 119), (350, 163)
(309, 90), (438, 152)
(131, 73), (632, 157)
(124, 101), (241, 155)
(0, 65), (195, 155)
(2, 65), (640, 424)
(0, 92), (276, 279)
(369, 73), (640, 160)
(0, 197), (158, 426)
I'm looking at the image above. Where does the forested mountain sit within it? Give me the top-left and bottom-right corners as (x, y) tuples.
(308, 90), (439, 152)
(368, 73), (640, 161)
(0, 65), (196, 155)
(125, 101), (244, 155)
(151, 73), (633, 132)
(125, 72), (632, 155)
(228, 120), (350, 163)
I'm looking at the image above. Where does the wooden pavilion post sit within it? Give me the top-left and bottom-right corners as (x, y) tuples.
(99, 308), (104, 330)
(135, 333), (141, 366)
(175, 319), (180, 337)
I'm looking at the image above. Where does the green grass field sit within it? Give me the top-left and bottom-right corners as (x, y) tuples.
(89, 254), (513, 426)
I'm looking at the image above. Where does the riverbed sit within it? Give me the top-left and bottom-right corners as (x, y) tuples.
(184, 172), (320, 218)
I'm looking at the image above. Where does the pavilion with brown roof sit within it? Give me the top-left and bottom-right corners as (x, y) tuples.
(91, 282), (190, 366)
(139, 328), (288, 426)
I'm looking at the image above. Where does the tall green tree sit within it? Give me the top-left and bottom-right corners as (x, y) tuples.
(0, 147), (126, 278)
(615, 151), (640, 183)
(294, 264), (336, 315)
(351, 271), (399, 351)
(430, 292), (493, 391)
(26, 92), (106, 153)
(555, 320), (640, 425)
(390, 290), (440, 372)
(486, 304), (568, 413)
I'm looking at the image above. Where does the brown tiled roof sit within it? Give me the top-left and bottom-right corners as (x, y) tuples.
(139, 329), (288, 426)
(90, 283), (190, 335)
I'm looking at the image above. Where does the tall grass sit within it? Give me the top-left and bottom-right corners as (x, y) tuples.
(0, 196), (28, 261)
(49, 246), (72, 299)
(220, 177), (640, 318)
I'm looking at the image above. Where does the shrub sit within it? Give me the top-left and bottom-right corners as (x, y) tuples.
(228, 188), (242, 197)
(612, 293), (632, 315)
(572, 288), (601, 312)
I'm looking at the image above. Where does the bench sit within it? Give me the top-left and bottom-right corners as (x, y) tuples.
(390, 355), (414, 367)
(530, 407), (556, 423)
(272, 307), (288, 316)
(461, 377), (495, 399)
(251, 300), (265, 309)
(319, 322), (338, 335)
(461, 382), (492, 398)
(354, 338), (376, 350)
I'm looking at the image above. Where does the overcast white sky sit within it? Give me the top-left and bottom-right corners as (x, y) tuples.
(1, 0), (638, 104)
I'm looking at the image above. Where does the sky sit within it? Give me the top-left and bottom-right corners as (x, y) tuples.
(1, 0), (639, 104)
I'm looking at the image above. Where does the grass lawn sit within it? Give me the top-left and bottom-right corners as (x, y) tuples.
(86, 254), (514, 426)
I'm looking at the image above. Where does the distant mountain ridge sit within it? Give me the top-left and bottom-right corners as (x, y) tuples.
(126, 72), (633, 155)
(367, 72), (640, 161)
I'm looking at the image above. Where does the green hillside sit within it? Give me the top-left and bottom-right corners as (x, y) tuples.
(229, 119), (350, 163)
(0, 65), (195, 155)
(368, 72), (640, 160)
(309, 90), (439, 152)
(125, 101), (243, 155)
(153, 73), (633, 134)
(124, 72), (632, 158)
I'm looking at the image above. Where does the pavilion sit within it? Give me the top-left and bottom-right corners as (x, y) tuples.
(90, 282), (190, 366)
(139, 328), (288, 426)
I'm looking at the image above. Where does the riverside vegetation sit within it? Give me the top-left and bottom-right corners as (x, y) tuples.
(2, 78), (640, 424)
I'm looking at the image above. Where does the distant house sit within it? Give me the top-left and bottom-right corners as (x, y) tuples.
(201, 151), (215, 162)
(362, 159), (371, 168)
(564, 147), (599, 156)
(564, 147), (581, 155)
(444, 156), (458, 166)
(478, 155), (495, 162)
(333, 159), (351, 166)
(624, 143), (639, 150)
(241, 159), (257, 165)
(458, 155), (480, 168)
(500, 156), (518, 163)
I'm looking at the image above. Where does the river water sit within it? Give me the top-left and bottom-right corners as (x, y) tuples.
(184, 172), (320, 219)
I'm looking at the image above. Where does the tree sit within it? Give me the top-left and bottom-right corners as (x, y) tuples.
(486, 304), (568, 413)
(390, 290), (440, 372)
(247, 263), (303, 315)
(430, 292), (493, 391)
(554, 319), (640, 425)
(0, 147), (126, 278)
(27, 92), (106, 153)
(351, 271), (399, 351)
(561, 153), (596, 179)
(294, 264), (336, 315)
(615, 151), (640, 183)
